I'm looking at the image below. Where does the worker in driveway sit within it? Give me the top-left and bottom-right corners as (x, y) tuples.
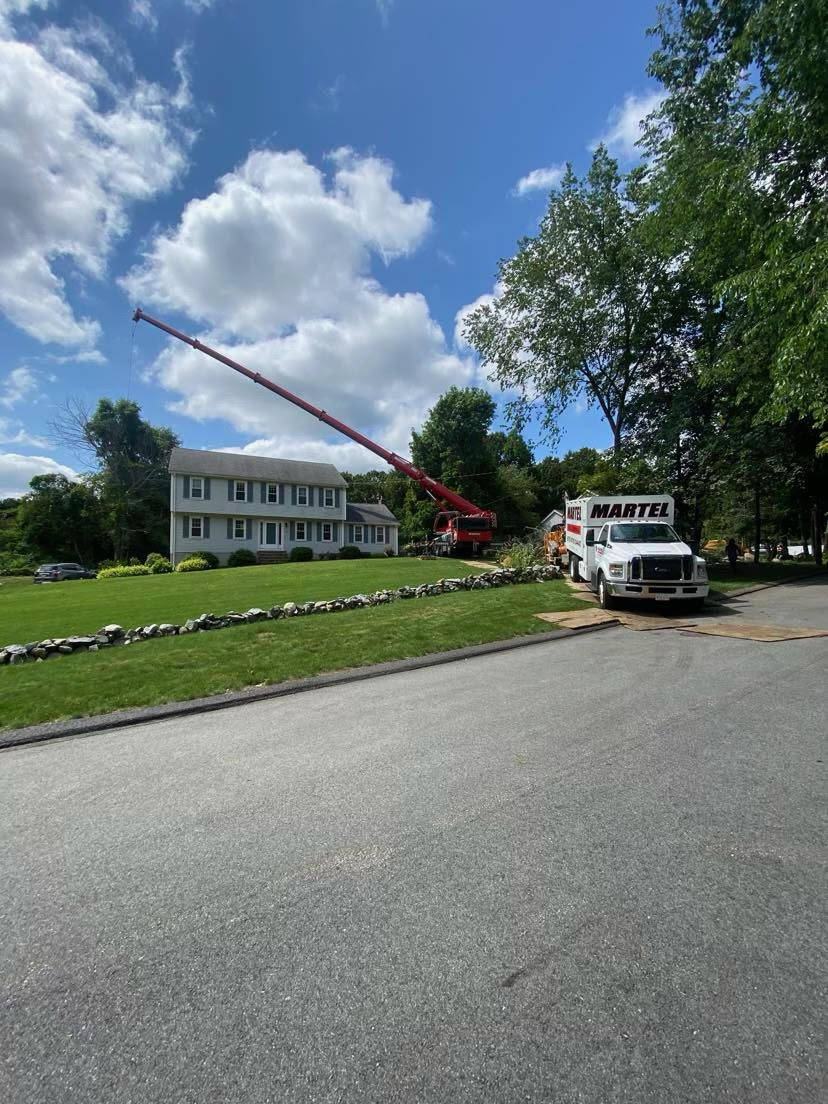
(726, 538), (739, 571)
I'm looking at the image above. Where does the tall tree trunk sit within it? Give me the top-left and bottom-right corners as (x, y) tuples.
(753, 486), (761, 565)
(800, 510), (810, 557)
(812, 506), (824, 567)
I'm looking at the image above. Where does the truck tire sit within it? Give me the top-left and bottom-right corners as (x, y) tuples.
(569, 555), (580, 582)
(597, 572), (614, 610)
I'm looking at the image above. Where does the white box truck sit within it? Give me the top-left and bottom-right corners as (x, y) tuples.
(565, 494), (709, 610)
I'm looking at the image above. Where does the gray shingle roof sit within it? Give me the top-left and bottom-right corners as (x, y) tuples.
(346, 502), (398, 524)
(169, 447), (347, 487)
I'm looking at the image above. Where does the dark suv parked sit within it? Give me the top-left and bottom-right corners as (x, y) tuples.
(33, 563), (97, 583)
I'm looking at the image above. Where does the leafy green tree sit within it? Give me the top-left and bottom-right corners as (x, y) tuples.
(16, 475), (108, 564)
(464, 148), (675, 465)
(55, 398), (179, 561)
(411, 387), (499, 507)
(646, 0), (828, 438)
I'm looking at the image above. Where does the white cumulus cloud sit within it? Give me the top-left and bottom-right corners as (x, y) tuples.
(125, 146), (477, 470)
(0, 6), (193, 348)
(512, 165), (565, 197)
(1, 366), (40, 408)
(592, 89), (665, 160)
(0, 452), (78, 497)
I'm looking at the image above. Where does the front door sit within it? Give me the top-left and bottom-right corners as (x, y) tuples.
(259, 521), (283, 549)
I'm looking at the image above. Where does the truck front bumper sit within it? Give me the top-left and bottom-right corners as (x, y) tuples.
(608, 582), (710, 599)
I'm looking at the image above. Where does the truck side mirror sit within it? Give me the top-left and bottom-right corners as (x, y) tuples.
(585, 530), (595, 546)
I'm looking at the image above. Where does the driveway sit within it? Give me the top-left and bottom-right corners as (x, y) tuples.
(1, 580), (826, 1103)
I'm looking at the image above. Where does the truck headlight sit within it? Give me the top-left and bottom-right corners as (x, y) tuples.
(695, 558), (707, 579)
(609, 564), (624, 578)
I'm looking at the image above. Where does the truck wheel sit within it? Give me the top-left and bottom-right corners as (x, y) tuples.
(597, 573), (614, 610)
(569, 555), (580, 582)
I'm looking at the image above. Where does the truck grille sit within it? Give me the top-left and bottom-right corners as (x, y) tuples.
(642, 556), (682, 580)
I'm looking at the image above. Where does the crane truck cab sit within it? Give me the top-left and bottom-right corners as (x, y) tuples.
(565, 495), (709, 610)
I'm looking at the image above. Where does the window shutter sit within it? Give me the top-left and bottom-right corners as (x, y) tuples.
(183, 516), (190, 538)
(260, 483), (266, 503)
(347, 524), (354, 543)
(334, 488), (340, 508)
(308, 486), (314, 507)
(318, 487), (323, 506)
(289, 521), (295, 541)
(333, 522), (339, 542)
(204, 517), (210, 539)
(227, 518), (232, 539)
(291, 484), (297, 506)
(279, 483), (285, 505)
(203, 477), (211, 500)
(246, 519), (253, 540)
(247, 481), (254, 503)
(371, 526), (376, 543)
(317, 522), (322, 541)
(183, 475), (190, 499)
(228, 479), (234, 500)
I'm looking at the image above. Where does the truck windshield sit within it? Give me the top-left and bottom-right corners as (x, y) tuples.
(610, 523), (679, 543)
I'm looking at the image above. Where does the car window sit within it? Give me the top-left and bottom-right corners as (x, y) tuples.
(597, 526), (609, 544)
(60, 564), (79, 570)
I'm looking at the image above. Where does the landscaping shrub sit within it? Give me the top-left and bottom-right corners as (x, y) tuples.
(384, 545), (395, 557)
(175, 556), (210, 573)
(98, 564), (151, 579)
(198, 550), (220, 569)
(498, 537), (545, 570)
(289, 546), (313, 562)
(0, 554), (36, 576)
(338, 545), (362, 559)
(145, 552), (167, 568)
(227, 548), (257, 567)
(148, 557), (173, 574)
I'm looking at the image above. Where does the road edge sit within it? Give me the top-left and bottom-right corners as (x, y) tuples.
(707, 566), (826, 602)
(0, 621), (617, 751)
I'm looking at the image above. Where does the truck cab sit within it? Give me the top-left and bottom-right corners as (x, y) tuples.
(565, 495), (709, 610)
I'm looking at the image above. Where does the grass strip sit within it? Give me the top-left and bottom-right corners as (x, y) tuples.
(707, 562), (825, 592)
(0, 581), (585, 731)
(0, 559), (487, 644)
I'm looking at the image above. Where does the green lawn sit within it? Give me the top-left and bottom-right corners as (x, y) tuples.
(0, 559), (490, 644)
(707, 560), (825, 592)
(0, 580), (586, 730)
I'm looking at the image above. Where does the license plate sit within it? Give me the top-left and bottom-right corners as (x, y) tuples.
(654, 594), (670, 602)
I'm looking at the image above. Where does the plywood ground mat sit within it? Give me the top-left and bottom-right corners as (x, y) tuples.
(535, 608), (695, 631)
(679, 622), (828, 642)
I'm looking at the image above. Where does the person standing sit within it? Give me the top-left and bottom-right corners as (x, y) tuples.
(725, 538), (739, 571)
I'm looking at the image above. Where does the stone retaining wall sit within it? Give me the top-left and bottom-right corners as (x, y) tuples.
(0, 565), (563, 667)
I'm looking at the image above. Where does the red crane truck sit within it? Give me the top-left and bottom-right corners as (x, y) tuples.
(132, 309), (496, 555)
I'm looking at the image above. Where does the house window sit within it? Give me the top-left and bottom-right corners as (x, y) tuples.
(323, 487), (334, 507)
(190, 476), (203, 499)
(296, 521), (306, 541)
(190, 516), (203, 538)
(375, 526), (385, 544)
(353, 524), (363, 543)
(267, 482), (278, 504)
(234, 518), (246, 539)
(322, 522), (332, 542)
(297, 485), (308, 506)
(234, 480), (247, 502)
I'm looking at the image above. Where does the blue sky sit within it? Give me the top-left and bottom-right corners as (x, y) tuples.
(0, 0), (661, 497)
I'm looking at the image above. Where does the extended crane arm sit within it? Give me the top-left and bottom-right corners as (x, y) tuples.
(133, 309), (492, 520)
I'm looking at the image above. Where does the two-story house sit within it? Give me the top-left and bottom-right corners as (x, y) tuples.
(169, 448), (399, 565)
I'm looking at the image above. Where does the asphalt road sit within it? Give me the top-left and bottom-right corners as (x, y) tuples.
(2, 580), (826, 1103)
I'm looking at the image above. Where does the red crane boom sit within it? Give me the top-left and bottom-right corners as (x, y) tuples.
(132, 309), (496, 552)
